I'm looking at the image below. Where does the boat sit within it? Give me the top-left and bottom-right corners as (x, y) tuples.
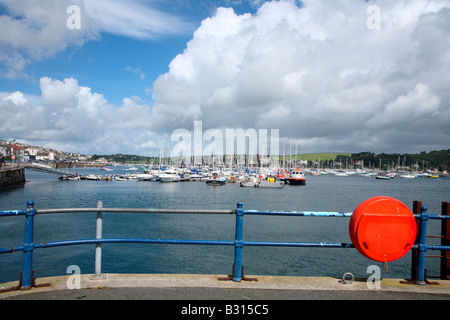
(136, 173), (153, 181)
(67, 175), (80, 181)
(259, 176), (285, 188)
(375, 175), (391, 180)
(287, 169), (306, 185)
(190, 173), (207, 181)
(400, 173), (416, 179)
(159, 170), (181, 182)
(86, 174), (100, 181)
(240, 176), (260, 187)
(206, 171), (227, 185)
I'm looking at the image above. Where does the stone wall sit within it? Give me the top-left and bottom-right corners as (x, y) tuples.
(0, 168), (25, 189)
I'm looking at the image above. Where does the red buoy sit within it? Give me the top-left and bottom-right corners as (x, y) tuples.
(349, 196), (417, 262)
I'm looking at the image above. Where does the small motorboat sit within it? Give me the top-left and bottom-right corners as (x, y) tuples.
(206, 171), (226, 185)
(375, 175), (391, 180)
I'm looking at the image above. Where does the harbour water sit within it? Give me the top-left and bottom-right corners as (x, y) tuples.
(1, 167), (449, 284)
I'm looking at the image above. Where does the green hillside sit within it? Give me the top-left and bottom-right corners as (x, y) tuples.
(298, 153), (352, 161)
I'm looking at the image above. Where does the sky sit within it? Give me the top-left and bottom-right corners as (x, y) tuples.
(0, 0), (449, 157)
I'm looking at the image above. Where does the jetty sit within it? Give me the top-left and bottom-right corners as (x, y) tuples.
(22, 163), (76, 180)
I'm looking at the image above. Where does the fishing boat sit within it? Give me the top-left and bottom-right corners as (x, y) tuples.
(206, 171), (226, 185)
(287, 169), (306, 185)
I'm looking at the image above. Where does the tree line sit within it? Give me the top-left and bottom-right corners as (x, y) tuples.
(335, 149), (449, 171)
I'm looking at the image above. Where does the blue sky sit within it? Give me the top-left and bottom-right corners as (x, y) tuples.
(0, 0), (263, 105)
(1, 0), (449, 156)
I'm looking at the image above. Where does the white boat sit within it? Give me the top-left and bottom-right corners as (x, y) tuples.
(159, 170), (181, 182)
(400, 173), (416, 178)
(68, 175), (80, 181)
(137, 173), (153, 181)
(86, 174), (100, 181)
(206, 171), (226, 185)
(375, 175), (391, 180)
(190, 173), (207, 181)
(287, 169), (307, 185)
(115, 176), (128, 181)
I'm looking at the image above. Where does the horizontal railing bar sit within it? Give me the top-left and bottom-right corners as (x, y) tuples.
(244, 210), (353, 217)
(32, 238), (235, 249)
(4, 208), (449, 219)
(35, 208), (236, 215)
(428, 245), (450, 251)
(1, 239), (358, 253)
(0, 210), (27, 217)
(243, 241), (354, 248)
(413, 214), (450, 220)
(0, 245), (24, 254)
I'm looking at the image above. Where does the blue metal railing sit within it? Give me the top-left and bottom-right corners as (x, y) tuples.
(1, 200), (449, 290)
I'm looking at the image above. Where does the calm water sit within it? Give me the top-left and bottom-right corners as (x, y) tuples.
(1, 168), (449, 283)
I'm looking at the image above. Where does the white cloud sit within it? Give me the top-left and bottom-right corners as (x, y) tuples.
(83, 0), (192, 39)
(3, 91), (28, 105)
(0, 0), (98, 78)
(0, 76), (157, 155)
(125, 66), (146, 80)
(0, 0), (191, 78)
(149, 0), (450, 153)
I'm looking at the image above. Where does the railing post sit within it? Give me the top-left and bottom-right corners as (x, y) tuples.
(441, 202), (450, 280)
(91, 200), (105, 280)
(410, 200), (422, 281)
(233, 202), (244, 282)
(21, 201), (35, 290)
(416, 206), (429, 285)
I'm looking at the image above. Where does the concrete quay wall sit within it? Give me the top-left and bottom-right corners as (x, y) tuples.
(0, 168), (25, 189)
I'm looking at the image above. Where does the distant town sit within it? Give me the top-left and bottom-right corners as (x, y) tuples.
(0, 139), (92, 164)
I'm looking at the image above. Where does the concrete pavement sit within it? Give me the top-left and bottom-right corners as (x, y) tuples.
(1, 273), (449, 300)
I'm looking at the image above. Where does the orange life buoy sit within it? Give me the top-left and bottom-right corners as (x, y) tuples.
(349, 196), (417, 262)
